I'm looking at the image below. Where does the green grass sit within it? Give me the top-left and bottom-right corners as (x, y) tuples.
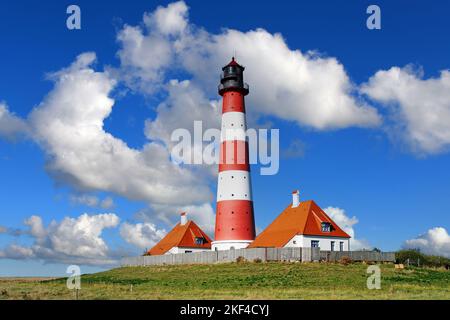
(1, 262), (449, 300)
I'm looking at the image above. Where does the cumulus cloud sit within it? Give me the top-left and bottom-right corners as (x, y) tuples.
(0, 214), (120, 265)
(117, 26), (173, 92)
(144, 1), (188, 35)
(12, 2), (450, 263)
(24, 215), (47, 239)
(362, 66), (450, 154)
(136, 202), (215, 236)
(28, 52), (212, 207)
(120, 222), (166, 250)
(404, 227), (450, 258)
(144, 79), (221, 178)
(70, 195), (115, 209)
(0, 102), (28, 140)
(324, 207), (371, 250)
(145, 80), (220, 146)
(0, 244), (34, 259)
(117, 1), (381, 130)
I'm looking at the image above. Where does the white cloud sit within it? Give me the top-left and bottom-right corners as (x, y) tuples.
(120, 222), (166, 250)
(145, 80), (220, 146)
(100, 197), (115, 209)
(70, 194), (100, 207)
(0, 214), (120, 265)
(116, 1), (189, 94)
(144, 1), (188, 35)
(0, 102), (28, 140)
(174, 203), (215, 235)
(404, 227), (450, 258)
(0, 244), (34, 259)
(136, 202), (216, 236)
(184, 30), (381, 130)
(28, 52), (212, 207)
(0, 226), (23, 237)
(361, 66), (450, 154)
(70, 195), (115, 209)
(324, 207), (371, 250)
(10, 1), (450, 265)
(117, 25), (173, 92)
(144, 79), (220, 178)
(24, 215), (47, 240)
(117, 1), (381, 130)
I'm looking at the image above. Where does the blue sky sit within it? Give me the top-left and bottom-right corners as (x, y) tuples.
(1, 0), (450, 276)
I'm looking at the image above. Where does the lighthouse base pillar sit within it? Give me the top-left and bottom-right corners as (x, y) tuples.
(211, 240), (253, 251)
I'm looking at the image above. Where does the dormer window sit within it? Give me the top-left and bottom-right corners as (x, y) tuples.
(194, 237), (205, 245)
(321, 222), (331, 232)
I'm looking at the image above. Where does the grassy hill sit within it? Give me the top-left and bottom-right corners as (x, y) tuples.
(1, 262), (449, 300)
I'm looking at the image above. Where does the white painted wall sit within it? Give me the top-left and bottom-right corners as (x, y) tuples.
(211, 240), (253, 251)
(284, 235), (350, 251)
(166, 247), (211, 254)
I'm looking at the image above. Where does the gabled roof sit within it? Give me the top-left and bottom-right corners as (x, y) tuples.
(248, 200), (350, 248)
(147, 220), (212, 256)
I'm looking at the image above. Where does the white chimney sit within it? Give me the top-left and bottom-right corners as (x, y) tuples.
(180, 212), (188, 225)
(292, 190), (300, 208)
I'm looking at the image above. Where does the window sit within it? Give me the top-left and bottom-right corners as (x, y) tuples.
(340, 242), (344, 251)
(321, 222), (331, 232)
(185, 250), (192, 253)
(226, 66), (238, 74)
(331, 241), (335, 252)
(194, 237), (204, 245)
(311, 240), (319, 248)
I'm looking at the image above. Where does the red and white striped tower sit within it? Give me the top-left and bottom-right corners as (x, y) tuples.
(212, 57), (256, 251)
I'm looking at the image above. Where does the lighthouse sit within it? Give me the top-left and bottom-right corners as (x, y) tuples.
(212, 58), (256, 251)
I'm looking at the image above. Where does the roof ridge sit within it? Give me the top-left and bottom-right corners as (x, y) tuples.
(249, 199), (350, 248)
(175, 220), (193, 244)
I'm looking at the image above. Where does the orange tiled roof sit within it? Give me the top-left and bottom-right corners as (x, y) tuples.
(248, 200), (350, 248)
(147, 220), (212, 256)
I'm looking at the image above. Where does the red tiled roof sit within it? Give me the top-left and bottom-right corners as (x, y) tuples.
(248, 200), (350, 248)
(147, 220), (212, 256)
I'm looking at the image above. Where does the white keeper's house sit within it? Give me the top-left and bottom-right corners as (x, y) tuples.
(248, 191), (351, 251)
(146, 212), (212, 255)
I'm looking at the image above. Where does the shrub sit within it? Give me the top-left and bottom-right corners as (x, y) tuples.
(236, 256), (246, 263)
(395, 249), (423, 265)
(339, 256), (352, 265)
(253, 258), (262, 263)
(396, 249), (450, 268)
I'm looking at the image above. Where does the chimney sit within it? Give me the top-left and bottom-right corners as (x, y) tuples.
(180, 212), (188, 225)
(292, 190), (300, 208)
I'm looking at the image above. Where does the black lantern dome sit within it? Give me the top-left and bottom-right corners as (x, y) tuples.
(218, 57), (249, 96)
